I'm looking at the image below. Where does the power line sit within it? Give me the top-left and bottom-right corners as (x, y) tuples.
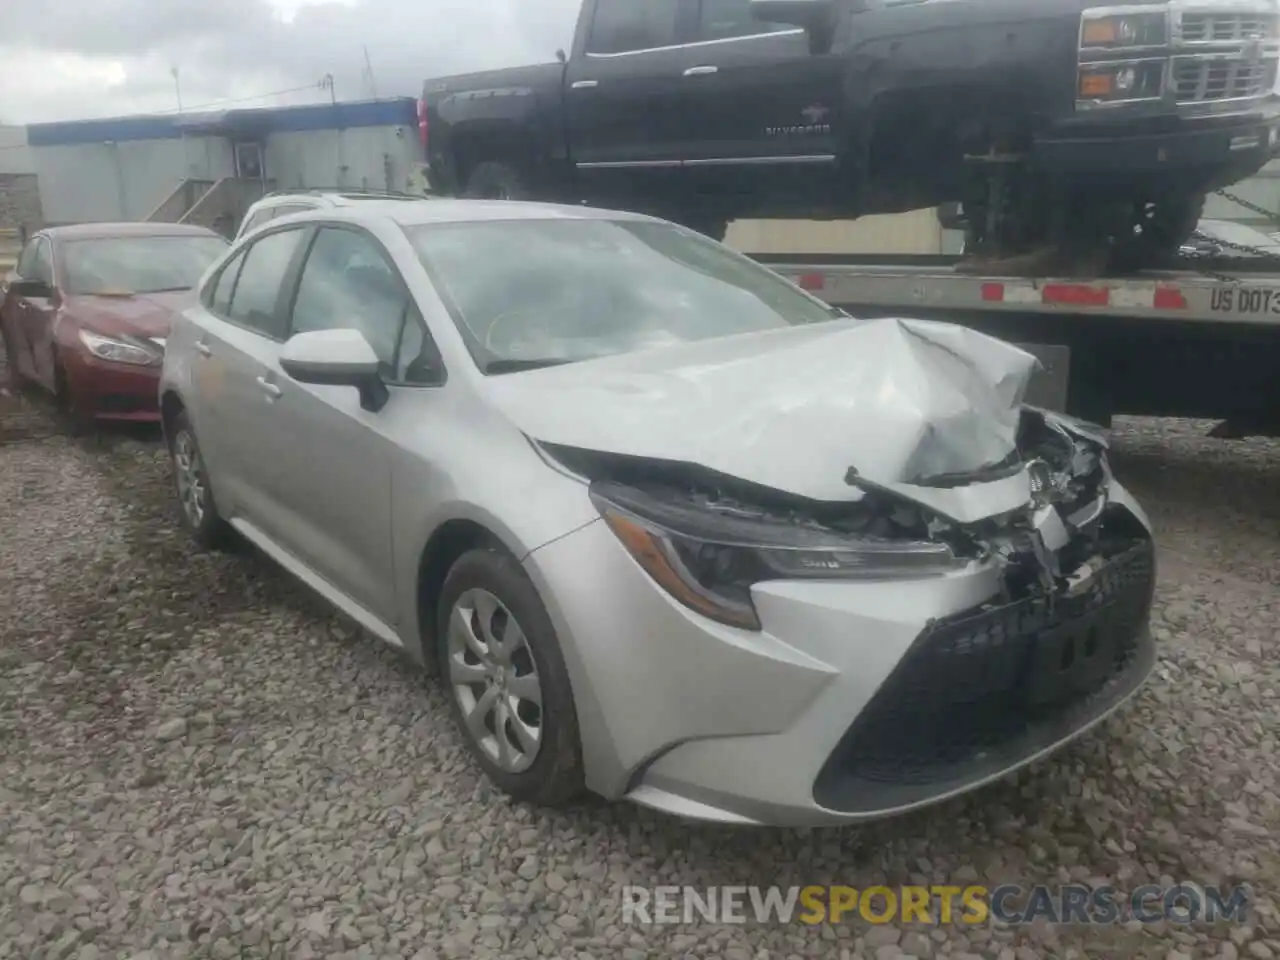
(153, 83), (327, 114)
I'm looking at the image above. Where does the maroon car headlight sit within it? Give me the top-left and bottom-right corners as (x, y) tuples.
(77, 329), (163, 367)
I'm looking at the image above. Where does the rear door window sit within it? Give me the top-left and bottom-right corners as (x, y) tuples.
(28, 239), (53, 284)
(696, 0), (792, 40)
(205, 249), (247, 315)
(586, 0), (681, 53)
(225, 228), (306, 339)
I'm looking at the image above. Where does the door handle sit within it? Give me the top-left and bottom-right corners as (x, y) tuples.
(256, 376), (282, 399)
(195, 341), (212, 357)
(570, 80), (598, 89)
(683, 65), (718, 76)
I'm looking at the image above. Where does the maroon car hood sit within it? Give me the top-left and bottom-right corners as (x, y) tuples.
(65, 291), (192, 339)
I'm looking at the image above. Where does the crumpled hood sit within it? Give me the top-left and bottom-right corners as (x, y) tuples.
(65, 290), (192, 340)
(484, 316), (1053, 522)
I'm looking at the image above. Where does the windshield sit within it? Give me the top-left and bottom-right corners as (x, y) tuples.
(404, 218), (840, 372)
(62, 235), (230, 296)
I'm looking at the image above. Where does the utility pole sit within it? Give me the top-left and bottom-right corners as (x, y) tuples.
(362, 47), (378, 99)
(319, 73), (346, 188)
(172, 65), (192, 177)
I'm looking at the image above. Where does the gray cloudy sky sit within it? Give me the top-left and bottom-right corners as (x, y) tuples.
(0, 0), (581, 124)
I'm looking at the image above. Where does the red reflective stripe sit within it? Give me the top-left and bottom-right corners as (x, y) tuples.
(981, 283), (1005, 301)
(1042, 284), (1110, 306)
(1153, 287), (1187, 309)
(797, 273), (825, 291)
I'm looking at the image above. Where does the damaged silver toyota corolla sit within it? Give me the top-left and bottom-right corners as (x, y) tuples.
(162, 202), (1156, 827)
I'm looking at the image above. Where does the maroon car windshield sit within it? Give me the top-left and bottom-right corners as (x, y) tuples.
(61, 235), (229, 296)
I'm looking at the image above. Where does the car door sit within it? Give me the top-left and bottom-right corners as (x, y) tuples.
(187, 225), (311, 528)
(1, 238), (45, 383)
(565, 0), (697, 201)
(680, 0), (843, 199)
(11, 237), (59, 390)
(266, 223), (437, 622)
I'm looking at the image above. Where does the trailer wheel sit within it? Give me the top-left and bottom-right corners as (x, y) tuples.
(463, 162), (530, 201)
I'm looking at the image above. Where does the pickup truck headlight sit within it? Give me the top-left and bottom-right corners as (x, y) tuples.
(77, 329), (162, 366)
(1078, 59), (1166, 102)
(1080, 9), (1168, 49)
(590, 481), (966, 631)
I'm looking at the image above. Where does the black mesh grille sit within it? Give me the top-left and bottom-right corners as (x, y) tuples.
(813, 534), (1155, 809)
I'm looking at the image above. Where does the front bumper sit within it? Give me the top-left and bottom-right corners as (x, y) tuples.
(525, 495), (1157, 827)
(62, 348), (162, 422)
(1031, 107), (1280, 178)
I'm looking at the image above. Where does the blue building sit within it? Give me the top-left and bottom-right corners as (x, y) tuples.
(24, 97), (424, 229)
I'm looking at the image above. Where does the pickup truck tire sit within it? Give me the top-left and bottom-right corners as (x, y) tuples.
(463, 162), (530, 201)
(1114, 193), (1206, 269)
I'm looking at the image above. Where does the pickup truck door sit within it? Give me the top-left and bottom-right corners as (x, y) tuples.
(564, 0), (695, 201)
(679, 0), (843, 203)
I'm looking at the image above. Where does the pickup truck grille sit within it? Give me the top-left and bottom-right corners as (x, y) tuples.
(1172, 6), (1280, 104)
(1173, 55), (1278, 102)
(1078, 3), (1280, 111)
(1179, 12), (1272, 43)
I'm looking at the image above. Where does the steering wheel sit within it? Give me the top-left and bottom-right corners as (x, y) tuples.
(482, 307), (556, 354)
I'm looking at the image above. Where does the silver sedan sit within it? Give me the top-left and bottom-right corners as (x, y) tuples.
(158, 199), (1157, 827)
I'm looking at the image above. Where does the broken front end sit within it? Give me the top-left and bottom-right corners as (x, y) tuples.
(552, 406), (1155, 817)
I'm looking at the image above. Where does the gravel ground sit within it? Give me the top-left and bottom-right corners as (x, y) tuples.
(2, 354), (1279, 960)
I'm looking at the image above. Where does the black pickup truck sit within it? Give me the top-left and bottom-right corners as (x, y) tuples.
(422, 0), (1280, 265)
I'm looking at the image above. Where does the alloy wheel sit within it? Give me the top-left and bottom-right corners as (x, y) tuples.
(447, 587), (544, 773)
(173, 430), (208, 529)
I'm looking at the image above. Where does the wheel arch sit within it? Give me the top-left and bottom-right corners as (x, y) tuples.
(414, 516), (516, 672)
(159, 388), (187, 445)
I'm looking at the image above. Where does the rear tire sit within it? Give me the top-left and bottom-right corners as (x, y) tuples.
(463, 162), (531, 201)
(0, 322), (25, 389)
(167, 410), (231, 550)
(436, 547), (584, 807)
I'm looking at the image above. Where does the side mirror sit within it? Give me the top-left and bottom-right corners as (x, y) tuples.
(11, 277), (54, 299)
(279, 328), (390, 412)
(750, 0), (835, 52)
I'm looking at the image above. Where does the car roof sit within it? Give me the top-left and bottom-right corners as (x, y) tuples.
(41, 222), (225, 241)
(275, 198), (657, 228)
(256, 190), (427, 206)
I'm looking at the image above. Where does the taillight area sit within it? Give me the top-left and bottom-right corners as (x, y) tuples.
(417, 98), (429, 150)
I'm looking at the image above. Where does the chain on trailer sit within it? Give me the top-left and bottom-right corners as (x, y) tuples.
(1188, 189), (1280, 283)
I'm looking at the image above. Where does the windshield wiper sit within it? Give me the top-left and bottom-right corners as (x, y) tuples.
(482, 358), (576, 375)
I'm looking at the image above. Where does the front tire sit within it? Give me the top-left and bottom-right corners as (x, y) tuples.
(436, 547), (584, 806)
(168, 410), (231, 550)
(52, 355), (91, 436)
(1112, 193), (1206, 270)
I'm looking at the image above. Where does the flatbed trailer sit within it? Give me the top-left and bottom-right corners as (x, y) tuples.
(749, 253), (1280, 432)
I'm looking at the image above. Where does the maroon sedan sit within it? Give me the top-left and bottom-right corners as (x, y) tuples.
(0, 223), (228, 424)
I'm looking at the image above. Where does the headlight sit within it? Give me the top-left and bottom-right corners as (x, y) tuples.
(1078, 59), (1165, 103)
(78, 329), (162, 366)
(589, 481), (967, 631)
(1080, 9), (1168, 49)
